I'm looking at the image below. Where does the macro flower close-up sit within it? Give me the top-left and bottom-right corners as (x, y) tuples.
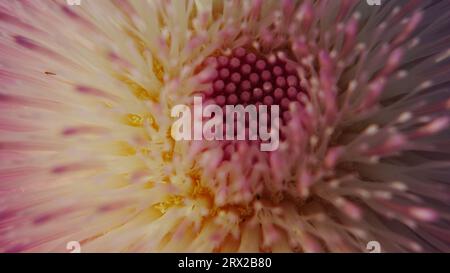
(1, 0), (450, 253)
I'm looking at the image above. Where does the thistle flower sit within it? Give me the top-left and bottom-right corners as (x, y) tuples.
(0, 0), (450, 253)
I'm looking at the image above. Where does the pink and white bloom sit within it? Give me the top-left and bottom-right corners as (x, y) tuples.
(0, 0), (450, 252)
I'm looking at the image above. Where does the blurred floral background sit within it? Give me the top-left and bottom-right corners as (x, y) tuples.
(0, 0), (450, 252)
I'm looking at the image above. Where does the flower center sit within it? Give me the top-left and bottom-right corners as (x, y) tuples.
(190, 47), (309, 208)
(203, 47), (303, 124)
